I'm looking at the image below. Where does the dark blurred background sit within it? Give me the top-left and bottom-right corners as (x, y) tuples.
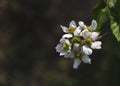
(0, 0), (120, 86)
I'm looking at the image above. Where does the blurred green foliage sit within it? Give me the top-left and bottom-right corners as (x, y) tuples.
(94, 0), (120, 41)
(108, 0), (120, 41)
(93, 0), (108, 31)
(0, 0), (120, 86)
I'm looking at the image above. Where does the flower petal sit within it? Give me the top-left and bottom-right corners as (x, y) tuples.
(81, 29), (91, 39)
(78, 21), (84, 26)
(69, 20), (77, 28)
(74, 27), (81, 36)
(90, 32), (100, 41)
(56, 44), (68, 56)
(55, 44), (62, 53)
(60, 52), (67, 56)
(60, 38), (71, 46)
(82, 46), (92, 55)
(60, 37), (65, 43)
(64, 39), (71, 45)
(91, 41), (102, 49)
(60, 25), (68, 33)
(82, 55), (91, 64)
(78, 21), (87, 29)
(62, 34), (73, 38)
(73, 58), (81, 69)
(73, 43), (80, 51)
(90, 20), (97, 30)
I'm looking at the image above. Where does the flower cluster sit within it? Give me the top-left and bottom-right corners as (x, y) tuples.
(55, 20), (102, 69)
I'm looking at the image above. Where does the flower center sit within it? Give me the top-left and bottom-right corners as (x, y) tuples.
(75, 51), (82, 58)
(87, 27), (92, 32)
(71, 36), (81, 43)
(68, 26), (75, 33)
(62, 43), (69, 50)
(86, 38), (92, 44)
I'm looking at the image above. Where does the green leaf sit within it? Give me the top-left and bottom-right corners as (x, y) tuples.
(107, 0), (120, 41)
(111, 20), (120, 41)
(93, 0), (108, 31)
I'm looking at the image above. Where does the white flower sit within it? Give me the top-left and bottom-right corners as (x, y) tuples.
(60, 20), (76, 33)
(73, 58), (81, 69)
(62, 34), (73, 38)
(81, 54), (91, 64)
(56, 44), (67, 56)
(82, 46), (92, 55)
(90, 20), (97, 30)
(91, 41), (102, 49)
(81, 29), (91, 39)
(90, 32), (100, 41)
(56, 19), (102, 69)
(56, 38), (71, 56)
